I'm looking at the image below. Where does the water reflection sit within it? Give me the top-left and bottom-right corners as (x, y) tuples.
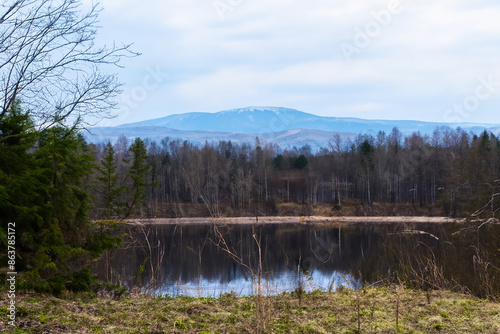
(95, 221), (500, 298)
(153, 271), (357, 297)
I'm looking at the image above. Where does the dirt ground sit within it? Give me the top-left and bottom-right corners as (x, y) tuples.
(124, 215), (464, 225)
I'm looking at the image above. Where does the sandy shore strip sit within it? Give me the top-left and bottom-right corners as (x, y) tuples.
(124, 216), (465, 225)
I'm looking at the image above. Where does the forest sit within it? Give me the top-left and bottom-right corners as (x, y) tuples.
(87, 126), (500, 220)
(2, 101), (500, 294)
(1, 0), (499, 309)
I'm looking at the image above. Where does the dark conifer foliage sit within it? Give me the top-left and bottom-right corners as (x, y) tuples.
(0, 0), (135, 295)
(0, 104), (121, 294)
(123, 138), (151, 218)
(95, 142), (125, 219)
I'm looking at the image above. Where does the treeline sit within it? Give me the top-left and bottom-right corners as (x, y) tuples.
(2, 103), (499, 294)
(0, 0), (133, 296)
(88, 127), (500, 218)
(0, 104), (120, 294)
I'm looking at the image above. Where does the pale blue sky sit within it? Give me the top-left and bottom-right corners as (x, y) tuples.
(85, 0), (500, 126)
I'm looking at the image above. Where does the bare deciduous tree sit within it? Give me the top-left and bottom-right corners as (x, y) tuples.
(0, 0), (138, 129)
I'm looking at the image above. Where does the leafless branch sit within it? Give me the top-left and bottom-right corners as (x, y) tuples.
(471, 192), (500, 218)
(209, 222), (254, 275)
(0, 0), (139, 130)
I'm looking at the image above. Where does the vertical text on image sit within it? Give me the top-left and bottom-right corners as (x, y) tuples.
(7, 222), (17, 326)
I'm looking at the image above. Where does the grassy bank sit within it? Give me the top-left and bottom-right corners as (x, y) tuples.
(1, 287), (499, 333)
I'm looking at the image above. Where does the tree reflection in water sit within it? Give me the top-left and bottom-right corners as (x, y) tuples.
(94, 221), (500, 299)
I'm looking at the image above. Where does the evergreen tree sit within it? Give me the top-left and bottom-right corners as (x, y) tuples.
(291, 154), (308, 170)
(123, 137), (150, 218)
(0, 102), (121, 295)
(96, 141), (124, 219)
(0, 101), (45, 256)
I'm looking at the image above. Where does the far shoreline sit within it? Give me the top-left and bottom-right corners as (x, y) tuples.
(122, 216), (466, 225)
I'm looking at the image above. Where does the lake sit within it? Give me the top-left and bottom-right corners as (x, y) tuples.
(94, 219), (500, 298)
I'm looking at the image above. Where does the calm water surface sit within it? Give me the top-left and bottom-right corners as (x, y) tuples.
(94, 221), (500, 297)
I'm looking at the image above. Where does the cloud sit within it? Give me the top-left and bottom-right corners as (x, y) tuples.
(90, 0), (500, 125)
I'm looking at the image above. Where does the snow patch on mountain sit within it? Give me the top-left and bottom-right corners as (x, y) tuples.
(89, 106), (500, 152)
(117, 106), (500, 135)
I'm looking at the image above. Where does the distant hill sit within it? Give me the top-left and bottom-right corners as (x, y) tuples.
(86, 126), (355, 152)
(85, 106), (500, 151)
(116, 106), (498, 134)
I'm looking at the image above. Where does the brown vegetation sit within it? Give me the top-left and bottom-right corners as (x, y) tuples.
(1, 288), (499, 333)
(88, 128), (500, 221)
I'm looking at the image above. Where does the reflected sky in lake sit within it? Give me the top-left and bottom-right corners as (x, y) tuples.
(151, 270), (358, 297)
(94, 221), (499, 298)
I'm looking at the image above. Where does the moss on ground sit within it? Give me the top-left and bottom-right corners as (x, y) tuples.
(0, 287), (499, 333)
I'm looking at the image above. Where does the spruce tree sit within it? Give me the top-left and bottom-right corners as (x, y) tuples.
(0, 102), (121, 294)
(0, 100), (44, 256)
(123, 137), (150, 218)
(96, 142), (124, 219)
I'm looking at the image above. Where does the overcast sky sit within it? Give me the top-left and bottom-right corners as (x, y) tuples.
(86, 0), (500, 126)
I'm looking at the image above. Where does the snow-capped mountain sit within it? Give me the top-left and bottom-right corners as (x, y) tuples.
(116, 106), (497, 135)
(85, 106), (500, 151)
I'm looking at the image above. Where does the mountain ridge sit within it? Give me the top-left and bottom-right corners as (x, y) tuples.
(116, 106), (499, 134)
(86, 126), (356, 152)
(85, 106), (500, 151)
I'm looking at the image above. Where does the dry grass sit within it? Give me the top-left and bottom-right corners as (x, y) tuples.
(1, 287), (499, 333)
(123, 200), (451, 219)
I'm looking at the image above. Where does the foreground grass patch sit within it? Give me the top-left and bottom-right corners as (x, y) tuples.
(1, 288), (499, 333)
